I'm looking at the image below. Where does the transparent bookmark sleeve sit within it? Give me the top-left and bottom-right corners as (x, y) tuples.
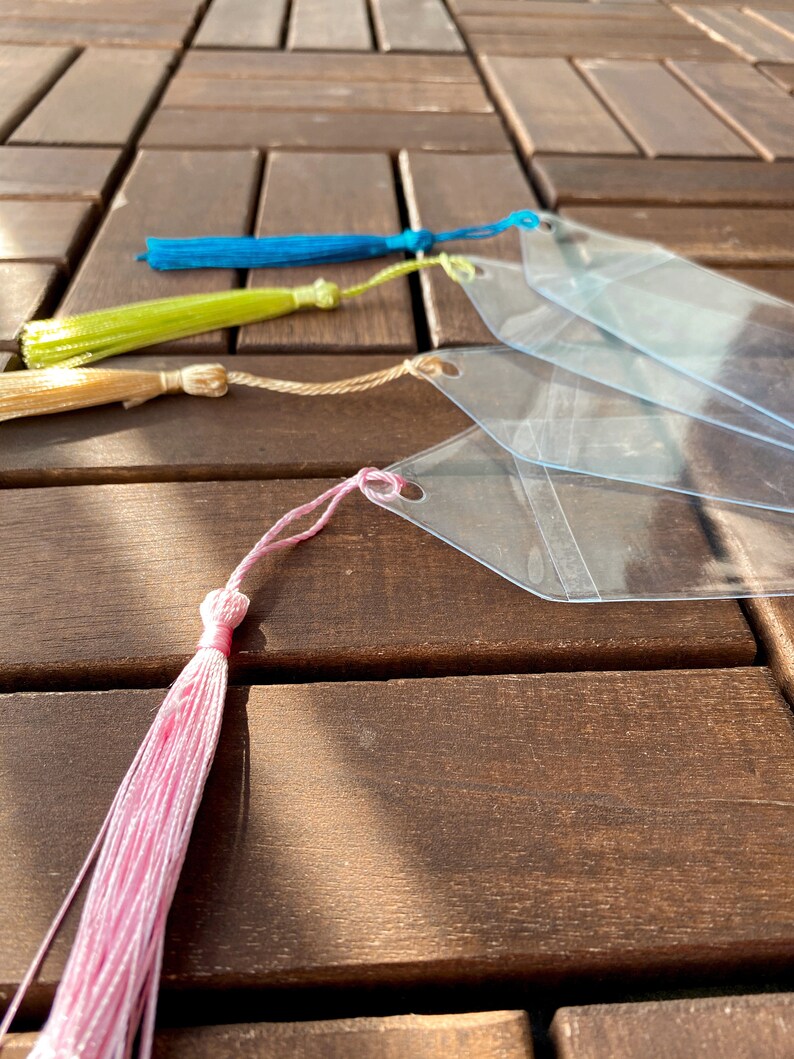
(459, 255), (794, 451)
(369, 426), (794, 602)
(518, 213), (794, 430)
(418, 345), (794, 514)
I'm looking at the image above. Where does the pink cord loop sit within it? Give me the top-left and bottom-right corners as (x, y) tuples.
(197, 588), (250, 656)
(355, 467), (405, 503)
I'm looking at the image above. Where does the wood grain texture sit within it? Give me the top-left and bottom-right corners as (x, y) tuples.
(560, 206), (794, 265)
(461, 14), (701, 37)
(10, 47), (173, 146)
(668, 60), (794, 159)
(744, 596), (794, 704)
(0, 667), (789, 1009)
(178, 50), (481, 82)
(0, 0), (202, 23)
(371, 0), (465, 52)
(193, 0), (288, 48)
(239, 152), (415, 354)
(748, 9), (794, 40)
(0, 354), (469, 486)
(531, 156), (794, 207)
(451, 0), (680, 15)
(0, 479), (755, 689)
(551, 994), (794, 1058)
(576, 59), (755, 157)
(141, 108), (511, 152)
(467, 33), (734, 59)
(0, 19), (187, 48)
(0, 262), (59, 350)
(759, 61), (794, 92)
(287, 0), (372, 51)
(722, 268), (794, 301)
(399, 150), (538, 346)
(160, 75), (493, 114)
(57, 149), (260, 355)
(3, 1014), (535, 1059)
(0, 43), (75, 139)
(480, 56), (638, 156)
(0, 200), (93, 270)
(674, 5), (794, 60)
(0, 145), (120, 201)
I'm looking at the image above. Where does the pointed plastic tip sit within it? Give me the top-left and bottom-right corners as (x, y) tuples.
(135, 253), (148, 261)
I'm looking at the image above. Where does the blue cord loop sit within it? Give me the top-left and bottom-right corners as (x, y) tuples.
(138, 209), (541, 271)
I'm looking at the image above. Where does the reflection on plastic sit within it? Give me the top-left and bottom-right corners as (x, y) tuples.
(520, 214), (794, 429)
(460, 256), (794, 450)
(422, 345), (794, 513)
(370, 427), (794, 603)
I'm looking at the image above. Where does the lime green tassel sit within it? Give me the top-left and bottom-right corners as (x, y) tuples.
(22, 255), (475, 370)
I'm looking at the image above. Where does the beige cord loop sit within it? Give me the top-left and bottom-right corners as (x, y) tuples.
(226, 354), (442, 397)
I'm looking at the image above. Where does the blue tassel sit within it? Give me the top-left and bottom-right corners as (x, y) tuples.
(137, 210), (540, 271)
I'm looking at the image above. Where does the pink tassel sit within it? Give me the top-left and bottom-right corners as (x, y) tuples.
(0, 468), (404, 1059)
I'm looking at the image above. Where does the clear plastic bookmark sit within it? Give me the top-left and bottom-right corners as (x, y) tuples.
(369, 426), (794, 603)
(418, 345), (794, 513)
(518, 214), (794, 430)
(458, 256), (794, 451)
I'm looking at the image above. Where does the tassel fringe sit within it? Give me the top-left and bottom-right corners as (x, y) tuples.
(21, 256), (473, 370)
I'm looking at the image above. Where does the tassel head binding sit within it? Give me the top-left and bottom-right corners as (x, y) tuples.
(0, 363), (229, 422)
(19, 255), (472, 370)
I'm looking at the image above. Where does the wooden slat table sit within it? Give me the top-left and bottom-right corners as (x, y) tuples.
(2, 0), (793, 1054)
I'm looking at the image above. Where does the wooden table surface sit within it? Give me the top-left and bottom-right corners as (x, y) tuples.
(1, 1), (793, 1056)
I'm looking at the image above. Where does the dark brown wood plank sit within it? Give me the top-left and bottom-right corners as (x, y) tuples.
(674, 4), (794, 60)
(551, 994), (794, 1058)
(0, 261), (59, 350)
(10, 47), (174, 147)
(399, 150), (538, 346)
(468, 33), (735, 58)
(371, 0), (465, 53)
(4, 1014), (535, 1059)
(160, 75), (493, 114)
(0, 480), (755, 689)
(57, 148), (260, 355)
(747, 596), (794, 703)
(0, 19), (187, 48)
(0, 0), (202, 22)
(759, 61), (794, 92)
(480, 56), (639, 156)
(239, 152), (414, 354)
(531, 156), (794, 207)
(141, 109), (510, 152)
(2, 667), (789, 1008)
(576, 59), (755, 157)
(668, 60), (794, 160)
(178, 50), (481, 83)
(287, 0), (372, 51)
(0, 145), (119, 201)
(461, 14), (702, 36)
(193, 0), (288, 49)
(0, 353), (469, 486)
(451, 0), (677, 16)
(0, 43), (75, 139)
(560, 206), (794, 265)
(722, 267), (794, 301)
(748, 9), (794, 40)
(0, 200), (93, 269)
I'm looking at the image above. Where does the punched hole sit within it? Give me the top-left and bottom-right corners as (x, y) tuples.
(438, 360), (461, 378)
(400, 480), (426, 502)
(538, 219), (554, 234)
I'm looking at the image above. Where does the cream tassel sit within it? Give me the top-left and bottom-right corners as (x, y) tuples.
(0, 364), (228, 423)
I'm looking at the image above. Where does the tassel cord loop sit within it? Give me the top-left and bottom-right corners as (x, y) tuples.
(226, 468), (404, 592)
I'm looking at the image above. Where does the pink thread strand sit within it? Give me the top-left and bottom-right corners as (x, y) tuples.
(0, 468), (404, 1059)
